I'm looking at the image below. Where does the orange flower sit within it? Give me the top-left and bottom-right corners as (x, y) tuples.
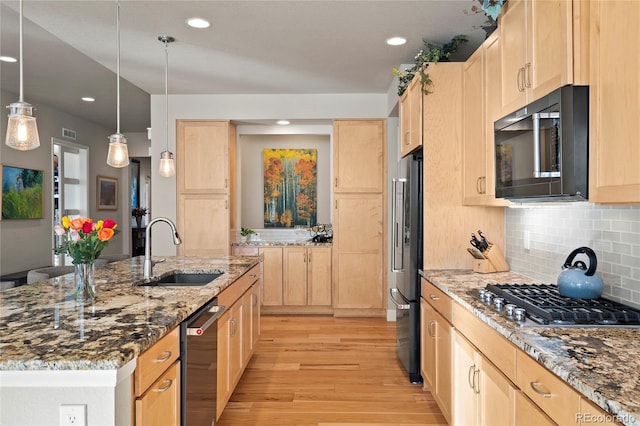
(70, 218), (85, 230)
(97, 228), (115, 242)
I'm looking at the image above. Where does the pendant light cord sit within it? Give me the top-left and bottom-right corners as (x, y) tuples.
(116, 0), (121, 134)
(164, 39), (169, 152)
(18, 0), (24, 103)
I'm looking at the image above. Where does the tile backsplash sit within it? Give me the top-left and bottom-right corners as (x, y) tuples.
(505, 203), (640, 307)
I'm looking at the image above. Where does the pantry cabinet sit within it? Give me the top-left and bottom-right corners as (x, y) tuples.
(589, 0), (640, 204)
(499, 0), (574, 115)
(176, 120), (236, 256)
(399, 73), (422, 157)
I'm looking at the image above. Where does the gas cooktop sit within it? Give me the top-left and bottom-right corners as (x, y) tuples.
(471, 283), (640, 328)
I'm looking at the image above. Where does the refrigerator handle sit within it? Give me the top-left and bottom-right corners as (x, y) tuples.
(391, 178), (406, 272)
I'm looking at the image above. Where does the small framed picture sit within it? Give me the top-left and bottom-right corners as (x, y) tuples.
(1, 165), (44, 220)
(97, 175), (118, 210)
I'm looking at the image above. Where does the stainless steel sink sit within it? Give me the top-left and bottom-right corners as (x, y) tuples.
(139, 271), (224, 286)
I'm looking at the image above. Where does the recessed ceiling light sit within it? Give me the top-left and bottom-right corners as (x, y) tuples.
(277, 120), (290, 125)
(186, 17), (210, 29)
(0, 56), (17, 63)
(82, 97), (95, 102)
(386, 36), (407, 46)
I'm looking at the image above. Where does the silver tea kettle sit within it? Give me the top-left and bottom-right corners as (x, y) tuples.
(557, 246), (604, 299)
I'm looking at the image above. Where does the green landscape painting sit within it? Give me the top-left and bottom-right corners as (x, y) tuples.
(2, 166), (43, 220)
(263, 148), (317, 228)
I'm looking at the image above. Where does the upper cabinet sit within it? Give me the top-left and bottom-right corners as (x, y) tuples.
(499, 0), (576, 115)
(589, 0), (640, 204)
(399, 74), (423, 157)
(333, 120), (385, 193)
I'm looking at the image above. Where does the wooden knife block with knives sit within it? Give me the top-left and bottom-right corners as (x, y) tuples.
(468, 231), (509, 273)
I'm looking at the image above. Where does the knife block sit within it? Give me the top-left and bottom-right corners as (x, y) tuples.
(473, 243), (510, 273)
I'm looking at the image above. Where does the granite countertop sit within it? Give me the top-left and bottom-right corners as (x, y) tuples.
(232, 240), (332, 247)
(421, 269), (640, 426)
(0, 256), (260, 371)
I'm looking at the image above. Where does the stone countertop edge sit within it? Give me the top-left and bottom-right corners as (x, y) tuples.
(0, 255), (260, 372)
(232, 241), (332, 247)
(420, 269), (640, 426)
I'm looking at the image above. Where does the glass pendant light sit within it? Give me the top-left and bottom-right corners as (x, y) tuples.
(5, 0), (40, 151)
(158, 35), (175, 178)
(106, 0), (129, 168)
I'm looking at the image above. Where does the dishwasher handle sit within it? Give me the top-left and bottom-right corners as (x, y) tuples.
(186, 305), (226, 336)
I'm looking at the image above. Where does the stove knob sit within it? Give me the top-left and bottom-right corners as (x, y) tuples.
(494, 297), (505, 310)
(478, 289), (487, 299)
(483, 292), (494, 304)
(505, 304), (517, 316)
(514, 307), (527, 322)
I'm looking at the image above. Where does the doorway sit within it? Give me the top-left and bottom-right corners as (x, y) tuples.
(52, 138), (89, 266)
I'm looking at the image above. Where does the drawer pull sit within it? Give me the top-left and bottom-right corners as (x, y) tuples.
(154, 351), (172, 363)
(250, 274), (257, 278)
(530, 381), (552, 398)
(153, 379), (173, 393)
(429, 294), (440, 301)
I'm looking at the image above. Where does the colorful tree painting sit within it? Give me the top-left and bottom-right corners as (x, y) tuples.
(263, 148), (317, 228)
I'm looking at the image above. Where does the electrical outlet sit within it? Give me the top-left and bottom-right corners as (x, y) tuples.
(523, 230), (531, 251)
(59, 405), (86, 426)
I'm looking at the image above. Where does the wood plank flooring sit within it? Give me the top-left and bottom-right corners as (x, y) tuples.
(217, 315), (446, 426)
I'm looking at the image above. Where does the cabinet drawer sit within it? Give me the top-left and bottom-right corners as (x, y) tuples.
(452, 303), (516, 382)
(517, 350), (580, 425)
(218, 264), (260, 307)
(135, 360), (180, 426)
(579, 398), (623, 426)
(135, 327), (180, 396)
(421, 279), (452, 323)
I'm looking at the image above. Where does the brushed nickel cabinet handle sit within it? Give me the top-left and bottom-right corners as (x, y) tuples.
(530, 381), (552, 398)
(153, 379), (173, 393)
(517, 67), (525, 92)
(468, 365), (475, 389)
(473, 369), (480, 394)
(154, 351), (172, 363)
(476, 177), (482, 194)
(428, 320), (436, 338)
(429, 294), (440, 301)
(524, 62), (532, 88)
(405, 131), (410, 145)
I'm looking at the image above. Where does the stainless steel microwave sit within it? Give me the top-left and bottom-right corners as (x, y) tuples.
(494, 86), (589, 201)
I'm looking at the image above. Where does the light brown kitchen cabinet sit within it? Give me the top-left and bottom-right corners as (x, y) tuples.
(399, 73), (422, 157)
(217, 264), (260, 420)
(333, 119), (385, 193)
(452, 330), (517, 426)
(589, 0), (640, 204)
(176, 120), (236, 256)
(463, 32), (509, 207)
(133, 327), (180, 426)
(579, 397), (624, 426)
(515, 390), (555, 425)
(259, 247), (283, 306)
(420, 279), (452, 423)
(283, 246), (332, 306)
(499, 0), (574, 115)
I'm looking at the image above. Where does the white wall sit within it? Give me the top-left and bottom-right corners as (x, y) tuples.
(149, 93), (390, 256)
(0, 89), (136, 275)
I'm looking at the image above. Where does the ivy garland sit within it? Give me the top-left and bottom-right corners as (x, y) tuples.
(393, 35), (468, 97)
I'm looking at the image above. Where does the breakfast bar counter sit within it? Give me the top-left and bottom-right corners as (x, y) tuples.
(422, 269), (640, 426)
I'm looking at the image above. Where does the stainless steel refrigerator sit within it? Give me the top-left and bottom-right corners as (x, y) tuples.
(391, 148), (423, 384)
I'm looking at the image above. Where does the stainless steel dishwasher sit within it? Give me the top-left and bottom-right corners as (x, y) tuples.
(181, 299), (226, 426)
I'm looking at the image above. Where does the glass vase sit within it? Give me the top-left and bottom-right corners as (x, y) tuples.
(75, 262), (96, 303)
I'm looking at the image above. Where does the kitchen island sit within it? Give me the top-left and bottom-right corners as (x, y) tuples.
(0, 255), (260, 425)
(422, 269), (640, 426)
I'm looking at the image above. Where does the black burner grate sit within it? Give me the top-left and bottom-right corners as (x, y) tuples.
(486, 283), (640, 326)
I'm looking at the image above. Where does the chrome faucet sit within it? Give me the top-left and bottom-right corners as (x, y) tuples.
(143, 217), (182, 278)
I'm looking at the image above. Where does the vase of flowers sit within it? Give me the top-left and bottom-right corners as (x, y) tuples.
(132, 206), (148, 228)
(54, 217), (119, 302)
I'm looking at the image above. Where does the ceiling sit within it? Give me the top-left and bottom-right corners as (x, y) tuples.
(0, 1), (492, 133)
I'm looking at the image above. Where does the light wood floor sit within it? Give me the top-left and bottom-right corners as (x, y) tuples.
(217, 315), (446, 426)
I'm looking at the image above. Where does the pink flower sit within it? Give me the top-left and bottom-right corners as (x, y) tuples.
(103, 219), (117, 229)
(54, 225), (65, 236)
(82, 221), (94, 234)
(69, 229), (80, 241)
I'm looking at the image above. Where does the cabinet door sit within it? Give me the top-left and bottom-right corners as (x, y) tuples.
(333, 194), (384, 309)
(217, 308), (232, 419)
(229, 303), (243, 388)
(135, 361), (180, 426)
(452, 330), (479, 426)
(307, 247), (332, 306)
(462, 47), (486, 205)
(515, 391), (554, 426)
(177, 120), (230, 194)
(420, 298), (435, 392)
(483, 32), (505, 202)
(250, 282), (261, 351)
(589, 0), (640, 203)
(259, 247), (283, 306)
(177, 194), (229, 256)
(478, 356), (516, 426)
(283, 247), (308, 305)
(333, 120), (386, 193)
(500, 0), (528, 114)
(400, 75), (422, 157)
(434, 309), (452, 423)
(242, 286), (254, 366)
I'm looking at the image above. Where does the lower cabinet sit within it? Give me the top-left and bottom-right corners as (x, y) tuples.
(260, 247), (284, 306)
(515, 391), (555, 426)
(216, 265), (261, 420)
(452, 329), (516, 425)
(133, 327), (180, 426)
(283, 246), (332, 306)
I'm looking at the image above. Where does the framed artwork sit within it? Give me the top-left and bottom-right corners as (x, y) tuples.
(1, 165), (44, 220)
(97, 175), (118, 210)
(263, 148), (317, 228)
